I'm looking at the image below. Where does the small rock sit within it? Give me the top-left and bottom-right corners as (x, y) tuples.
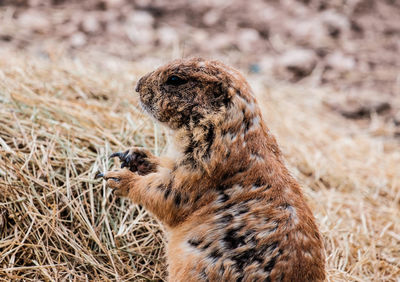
(81, 14), (101, 34)
(236, 28), (261, 52)
(287, 18), (326, 46)
(106, 22), (123, 37)
(125, 26), (154, 45)
(157, 26), (178, 47)
(18, 10), (50, 33)
(70, 32), (87, 47)
(258, 55), (275, 74)
(192, 30), (208, 45)
(126, 11), (154, 28)
(124, 11), (155, 45)
(206, 33), (233, 51)
(203, 10), (220, 26)
(100, 10), (119, 23)
(325, 52), (355, 72)
(278, 49), (317, 79)
(320, 10), (349, 39)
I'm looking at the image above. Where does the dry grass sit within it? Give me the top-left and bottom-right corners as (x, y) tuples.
(254, 81), (400, 282)
(0, 50), (399, 281)
(0, 50), (166, 281)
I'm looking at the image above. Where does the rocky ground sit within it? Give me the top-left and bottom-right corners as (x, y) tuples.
(0, 0), (399, 124)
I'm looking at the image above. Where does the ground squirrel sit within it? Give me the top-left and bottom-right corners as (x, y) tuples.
(98, 58), (326, 281)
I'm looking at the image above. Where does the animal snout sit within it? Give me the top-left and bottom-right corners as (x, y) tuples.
(135, 77), (144, 93)
(135, 72), (152, 93)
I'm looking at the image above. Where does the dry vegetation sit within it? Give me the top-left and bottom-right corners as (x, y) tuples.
(0, 48), (400, 281)
(0, 50), (167, 281)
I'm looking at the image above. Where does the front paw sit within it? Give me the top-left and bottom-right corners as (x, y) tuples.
(110, 147), (158, 175)
(99, 169), (136, 197)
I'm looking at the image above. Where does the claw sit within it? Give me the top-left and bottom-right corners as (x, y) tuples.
(108, 149), (150, 174)
(95, 172), (104, 179)
(110, 152), (123, 159)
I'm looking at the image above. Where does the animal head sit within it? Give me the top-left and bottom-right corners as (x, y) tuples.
(135, 58), (254, 129)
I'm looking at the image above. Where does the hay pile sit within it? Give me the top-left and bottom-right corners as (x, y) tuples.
(0, 50), (399, 281)
(0, 50), (166, 280)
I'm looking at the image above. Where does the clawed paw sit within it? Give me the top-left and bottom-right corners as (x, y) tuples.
(109, 148), (157, 175)
(97, 169), (135, 197)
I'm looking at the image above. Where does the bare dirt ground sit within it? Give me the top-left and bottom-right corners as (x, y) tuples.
(0, 0), (399, 281)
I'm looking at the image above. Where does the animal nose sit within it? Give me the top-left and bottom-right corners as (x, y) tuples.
(135, 77), (144, 93)
(135, 72), (152, 93)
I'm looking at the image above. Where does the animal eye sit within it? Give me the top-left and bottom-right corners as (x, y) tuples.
(166, 75), (187, 86)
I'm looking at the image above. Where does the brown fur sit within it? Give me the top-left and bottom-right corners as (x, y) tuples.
(102, 58), (326, 281)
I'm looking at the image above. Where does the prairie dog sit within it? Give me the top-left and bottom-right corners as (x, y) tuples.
(100, 58), (325, 281)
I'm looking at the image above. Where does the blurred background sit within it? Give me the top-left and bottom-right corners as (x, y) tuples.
(0, 0), (399, 121)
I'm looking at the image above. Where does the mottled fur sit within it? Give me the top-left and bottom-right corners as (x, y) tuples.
(102, 58), (325, 281)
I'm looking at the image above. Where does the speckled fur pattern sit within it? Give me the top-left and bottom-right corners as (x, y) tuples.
(103, 58), (326, 281)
